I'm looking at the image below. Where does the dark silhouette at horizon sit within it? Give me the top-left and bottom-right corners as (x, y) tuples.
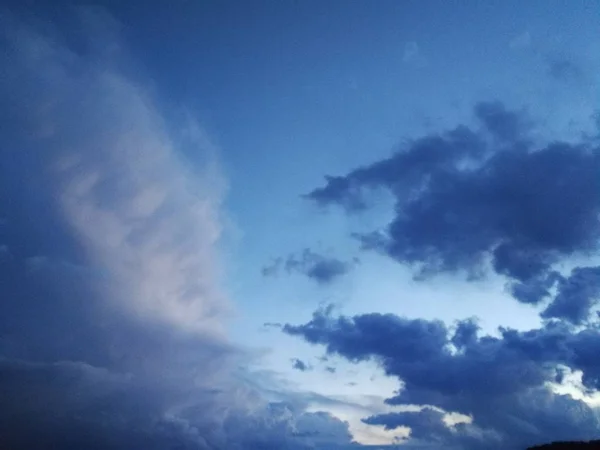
(528, 441), (600, 450)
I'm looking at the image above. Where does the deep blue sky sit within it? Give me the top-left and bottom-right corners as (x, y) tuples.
(1, 1), (600, 449)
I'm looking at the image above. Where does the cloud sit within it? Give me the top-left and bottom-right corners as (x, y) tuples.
(362, 407), (447, 439)
(0, 9), (237, 448)
(305, 102), (600, 319)
(292, 358), (312, 372)
(3, 6), (229, 335)
(0, 358), (360, 450)
(0, 358), (216, 450)
(540, 267), (600, 325)
(474, 101), (530, 142)
(305, 120), (489, 213)
(450, 317), (479, 350)
(263, 248), (356, 285)
(284, 308), (600, 449)
(0, 9), (356, 450)
(509, 263), (600, 326)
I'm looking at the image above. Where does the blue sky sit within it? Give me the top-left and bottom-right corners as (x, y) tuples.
(1, 1), (600, 449)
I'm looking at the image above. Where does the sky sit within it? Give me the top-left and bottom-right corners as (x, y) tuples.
(1, 1), (600, 449)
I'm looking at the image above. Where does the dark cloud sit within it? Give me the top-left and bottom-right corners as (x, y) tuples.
(306, 101), (600, 322)
(508, 271), (563, 305)
(541, 267), (600, 325)
(363, 407), (448, 441)
(0, 234), (251, 449)
(306, 124), (487, 212)
(285, 308), (600, 449)
(0, 358), (358, 450)
(292, 358), (311, 372)
(474, 101), (529, 143)
(506, 265), (600, 325)
(262, 248), (355, 285)
(451, 318), (479, 350)
(0, 359), (212, 450)
(325, 366), (336, 373)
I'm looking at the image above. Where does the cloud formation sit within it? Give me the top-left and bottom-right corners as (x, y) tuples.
(292, 358), (312, 372)
(263, 248), (356, 285)
(540, 267), (600, 325)
(306, 101), (600, 323)
(0, 10), (356, 450)
(285, 308), (600, 449)
(293, 102), (600, 447)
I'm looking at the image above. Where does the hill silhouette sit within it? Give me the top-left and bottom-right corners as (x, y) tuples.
(528, 441), (600, 449)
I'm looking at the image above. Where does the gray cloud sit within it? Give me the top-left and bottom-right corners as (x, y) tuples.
(285, 308), (600, 449)
(292, 358), (312, 372)
(363, 407), (447, 441)
(306, 101), (600, 324)
(263, 248), (356, 285)
(541, 267), (600, 325)
(0, 9), (356, 450)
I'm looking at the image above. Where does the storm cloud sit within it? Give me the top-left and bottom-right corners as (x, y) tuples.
(0, 10), (356, 450)
(285, 308), (600, 449)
